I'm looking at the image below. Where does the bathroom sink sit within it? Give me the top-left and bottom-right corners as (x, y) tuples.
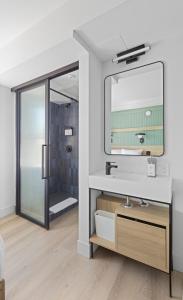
(89, 171), (172, 204)
(103, 172), (144, 181)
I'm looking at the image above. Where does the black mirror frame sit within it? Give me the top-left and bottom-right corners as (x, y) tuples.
(104, 61), (165, 157)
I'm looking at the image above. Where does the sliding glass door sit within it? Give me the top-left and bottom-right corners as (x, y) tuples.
(16, 81), (49, 228)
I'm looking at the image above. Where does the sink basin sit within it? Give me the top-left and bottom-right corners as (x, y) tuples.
(103, 173), (144, 181)
(89, 171), (172, 204)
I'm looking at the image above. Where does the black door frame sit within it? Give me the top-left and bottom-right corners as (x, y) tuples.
(12, 61), (79, 92)
(15, 61), (79, 229)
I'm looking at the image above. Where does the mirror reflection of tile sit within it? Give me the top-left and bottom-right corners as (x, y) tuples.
(111, 105), (163, 151)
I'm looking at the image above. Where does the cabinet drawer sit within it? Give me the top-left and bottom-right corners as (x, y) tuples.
(116, 216), (168, 272)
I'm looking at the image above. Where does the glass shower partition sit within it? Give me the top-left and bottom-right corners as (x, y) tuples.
(16, 81), (49, 228)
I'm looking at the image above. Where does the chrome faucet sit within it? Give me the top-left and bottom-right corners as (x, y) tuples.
(105, 162), (118, 175)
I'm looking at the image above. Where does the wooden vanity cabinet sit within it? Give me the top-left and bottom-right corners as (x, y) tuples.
(95, 194), (170, 273)
(96, 194), (123, 213)
(116, 215), (168, 272)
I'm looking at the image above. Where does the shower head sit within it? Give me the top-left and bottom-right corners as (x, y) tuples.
(65, 103), (71, 108)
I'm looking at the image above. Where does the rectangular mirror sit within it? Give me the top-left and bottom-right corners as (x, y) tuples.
(104, 61), (164, 156)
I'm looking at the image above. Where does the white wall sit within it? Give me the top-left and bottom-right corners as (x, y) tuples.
(77, 51), (90, 256)
(77, 48), (104, 257)
(101, 36), (183, 272)
(89, 55), (104, 173)
(0, 86), (15, 218)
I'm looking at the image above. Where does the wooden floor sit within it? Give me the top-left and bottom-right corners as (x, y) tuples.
(0, 208), (183, 300)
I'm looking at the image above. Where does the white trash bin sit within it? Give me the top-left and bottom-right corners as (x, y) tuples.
(95, 210), (115, 242)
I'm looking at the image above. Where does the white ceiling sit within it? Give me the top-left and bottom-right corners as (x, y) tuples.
(0, 0), (126, 85)
(78, 0), (183, 61)
(0, 0), (183, 87)
(0, 0), (67, 48)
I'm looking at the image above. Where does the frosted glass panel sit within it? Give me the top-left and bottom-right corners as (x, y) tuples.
(20, 85), (46, 223)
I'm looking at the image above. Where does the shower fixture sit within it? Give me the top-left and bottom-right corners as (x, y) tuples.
(65, 145), (72, 153)
(65, 128), (73, 136)
(65, 103), (71, 108)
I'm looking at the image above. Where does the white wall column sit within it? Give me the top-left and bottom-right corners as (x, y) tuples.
(0, 86), (15, 218)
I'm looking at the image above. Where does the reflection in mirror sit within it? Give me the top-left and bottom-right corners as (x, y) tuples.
(105, 62), (164, 156)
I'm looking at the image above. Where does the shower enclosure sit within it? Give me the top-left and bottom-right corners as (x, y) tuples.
(49, 72), (79, 220)
(15, 62), (79, 229)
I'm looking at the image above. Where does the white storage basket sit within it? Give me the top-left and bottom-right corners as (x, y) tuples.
(95, 210), (115, 242)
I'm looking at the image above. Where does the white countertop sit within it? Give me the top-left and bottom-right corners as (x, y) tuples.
(89, 171), (172, 204)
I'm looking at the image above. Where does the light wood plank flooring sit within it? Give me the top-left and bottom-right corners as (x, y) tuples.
(0, 208), (183, 300)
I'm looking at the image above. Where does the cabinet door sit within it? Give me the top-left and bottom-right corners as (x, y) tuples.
(116, 216), (168, 272)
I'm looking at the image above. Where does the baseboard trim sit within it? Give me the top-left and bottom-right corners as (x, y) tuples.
(0, 205), (15, 218)
(77, 240), (91, 258)
(173, 254), (183, 273)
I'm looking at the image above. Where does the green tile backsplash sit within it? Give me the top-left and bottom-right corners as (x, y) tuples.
(111, 105), (163, 146)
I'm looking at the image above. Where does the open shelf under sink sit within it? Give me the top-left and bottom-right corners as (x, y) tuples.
(90, 234), (115, 252)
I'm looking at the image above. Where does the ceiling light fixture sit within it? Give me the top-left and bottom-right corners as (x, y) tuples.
(112, 44), (150, 64)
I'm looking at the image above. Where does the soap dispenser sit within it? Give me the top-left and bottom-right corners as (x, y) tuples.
(147, 156), (156, 177)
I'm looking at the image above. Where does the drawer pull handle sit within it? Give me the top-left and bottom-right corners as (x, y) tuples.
(117, 214), (166, 229)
